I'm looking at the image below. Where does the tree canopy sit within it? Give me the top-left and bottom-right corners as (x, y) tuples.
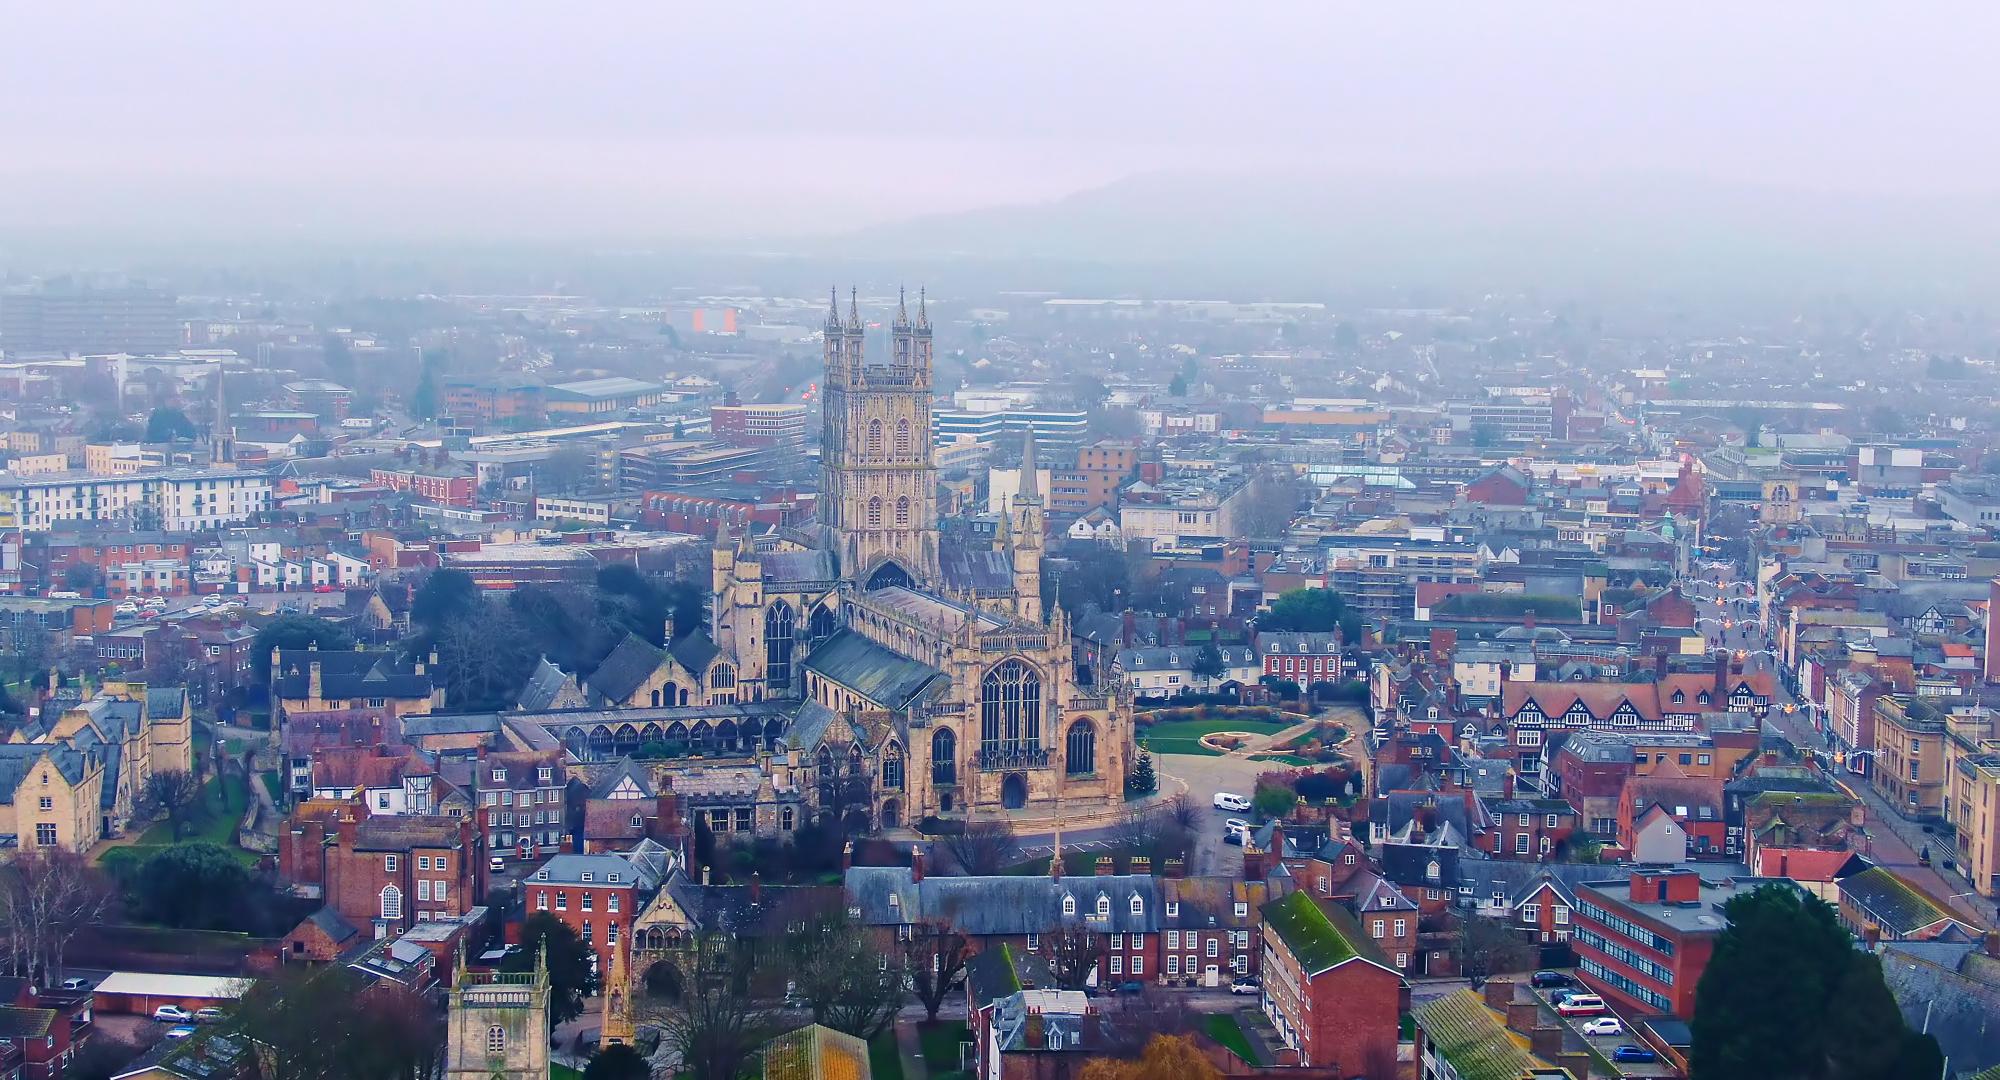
(1690, 883), (1942, 1080)
(1259, 587), (1363, 645)
(145, 407), (199, 442)
(502, 912), (596, 1029)
(251, 616), (356, 681)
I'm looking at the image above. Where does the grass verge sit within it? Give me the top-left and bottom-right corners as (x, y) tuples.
(1205, 1013), (1257, 1064)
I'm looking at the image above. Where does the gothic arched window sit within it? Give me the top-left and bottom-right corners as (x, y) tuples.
(487, 1026), (506, 1054)
(895, 496), (911, 528)
(895, 419), (913, 456)
(882, 742), (904, 790)
(980, 659), (1042, 749)
(867, 498), (883, 529)
(867, 419), (884, 457)
(931, 728), (956, 785)
(809, 605), (839, 647)
(1066, 720), (1096, 776)
(765, 602), (795, 693)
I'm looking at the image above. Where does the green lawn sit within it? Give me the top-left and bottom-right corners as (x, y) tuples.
(1205, 1013), (1257, 1064)
(139, 773), (249, 847)
(550, 1064), (584, 1080)
(867, 1031), (904, 1080)
(260, 771), (285, 805)
(919, 1020), (969, 1076)
(1140, 717), (1291, 757)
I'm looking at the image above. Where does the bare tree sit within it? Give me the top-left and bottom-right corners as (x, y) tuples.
(940, 818), (1021, 876)
(1166, 792), (1200, 833)
(1098, 993), (1197, 1057)
(1458, 912), (1537, 988)
(784, 908), (905, 1040)
(139, 769), (204, 841)
(903, 917), (970, 1022)
(640, 933), (775, 1080)
(1042, 922), (1102, 991)
(1110, 808), (1194, 869)
(0, 849), (114, 983)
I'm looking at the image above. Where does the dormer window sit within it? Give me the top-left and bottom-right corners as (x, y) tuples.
(491, 768), (505, 783)
(631, 814), (643, 828)
(1129, 895), (1143, 916)
(1063, 895), (1077, 916)
(888, 893), (900, 908)
(1671, 690), (1685, 704)
(535, 869), (549, 881)
(1096, 895), (1110, 918)
(580, 872), (593, 883)
(1426, 860), (1441, 883)
(537, 767), (553, 783)
(609, 872), (621, 883)
(1165, 901), (1179, 917)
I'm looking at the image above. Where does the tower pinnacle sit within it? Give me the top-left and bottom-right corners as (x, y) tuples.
(825, 285), (841, 330)
(917, 286), (929, 330)
(847, 286), (861, 330)
(894, 285), (910, 329)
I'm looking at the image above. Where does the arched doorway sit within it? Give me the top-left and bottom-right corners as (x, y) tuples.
(865, 561), (912, 592)
(643, 960), (682, 1000)
(1001, 773), (1028, 809)
(880, 799), (901, 829)
(842, 809), (873, 836)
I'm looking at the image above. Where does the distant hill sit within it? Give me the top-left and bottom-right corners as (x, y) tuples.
(836, 171), (2000, 300)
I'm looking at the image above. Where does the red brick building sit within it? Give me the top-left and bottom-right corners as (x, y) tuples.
(368, 465), (475, 506)
(1257, 890), (1402, 1072)
(1572, 869), (1781, 1019)
(525, 851), (666, 976)
(279, 801), (482, 935)
(1481, 797), (1581, 860)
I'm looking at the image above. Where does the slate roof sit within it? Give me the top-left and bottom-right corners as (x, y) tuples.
(587, 757), (656, 799)
(760, 549), (839, 586)
(588, 634), (667, 703)
(786, 701), (838, 752)
(666, 880), (842, 938)
(966, 943), (1022, 1005)
(532, 852), (664, 892)
(0, 1007), (56, 1039)
(801, 629), (946, 710)
(304, 907), (360, 946)
(1879, 940), (2000, 1075)
(844, 867), (1163, 935)
(669, 629), (720, 676)
(0, 744), (88, 803)
(146, 687), (188, 718)
(1261, 890), (1382, 975)
(938, 543), (1015, 593)
(516, 657), (582, 712)
(1839, 866), (1964, 936)
(271, 648), (434, 701)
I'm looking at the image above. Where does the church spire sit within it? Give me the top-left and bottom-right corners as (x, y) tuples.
(847, 286), (861, 331)
(825, 285), (841, 331)
(917, 286), (929, 330)
(894, 285), (911, 329)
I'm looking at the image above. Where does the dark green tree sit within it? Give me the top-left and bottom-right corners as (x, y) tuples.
(62, 564), (104, 593)
(1168, 374), (1188, 397)
(1127, 750), (1158, 795)
(1690, 883), (1941, 1080)
(581, 1044), (652, 1080)
(145, 407), (198, 442)
(1190, 643), (1226, 689)
(251, 616), (356, 682)
(409, 351), (441, 421)
(411, 568), (482, 629)
(596, 563), (671, 645)
(1260, 587), (1363, 646)
(502, 912), (595, 1029)
(127, 843), (252, 929)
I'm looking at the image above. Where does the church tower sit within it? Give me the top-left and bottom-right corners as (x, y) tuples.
(1010, 427), (1045, 622)
(445, 945), (550, 1080)
(821, 286), (940, 590)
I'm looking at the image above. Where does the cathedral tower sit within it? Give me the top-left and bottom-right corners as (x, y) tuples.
(445, 945), (550, 1080)
(821, 286), (940, 590)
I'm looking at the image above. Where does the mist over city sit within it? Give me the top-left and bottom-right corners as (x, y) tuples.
(0, 7), (1996, 1080)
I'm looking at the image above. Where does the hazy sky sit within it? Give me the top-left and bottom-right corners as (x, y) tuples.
(2, 3), (1996, 242)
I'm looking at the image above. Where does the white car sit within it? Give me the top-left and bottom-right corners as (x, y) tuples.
(115, 602), (139, 616)
(153, 1005), (194, 1022)
(144, 597), (169, 609)
(1223, 819), (1251, 844)
(1213, 792), (1251, 813)
(1580, 1018), (1624, 1037)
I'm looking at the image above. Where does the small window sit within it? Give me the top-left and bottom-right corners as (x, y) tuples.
(1234, 902), (1248, 918)
(1165, 901), (1179, 917)
(384, 854), (398, 872)
(1129, 895), (1143, 916)
(609, 894), (620, 913)
(581, 893), (594, 912)
(555, 892), (568, 911)
(1393, 918), (1407, 936)
(487, 1026), (506, 1054)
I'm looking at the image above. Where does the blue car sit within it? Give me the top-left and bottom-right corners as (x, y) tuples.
(1611, 1045), (1658, 1064)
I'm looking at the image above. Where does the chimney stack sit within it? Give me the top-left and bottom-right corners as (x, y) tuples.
(842, 841), (855, 871)
(1095, 856), (1115, 877)
(911, 845), (926, 883)
(701, 864), (711, 886)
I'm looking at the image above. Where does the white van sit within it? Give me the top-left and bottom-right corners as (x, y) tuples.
(1213, 792), (1252, 813)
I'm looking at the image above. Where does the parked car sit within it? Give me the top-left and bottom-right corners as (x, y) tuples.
(114, 602), (139, 616)
(489, 855), (508, 873)
(154, 1005), (194, 1022)
(1117, 981), (1145, 995)
(164, 1026), (198, 1041)
(144, 597), (169, 609)
(1580, 1018), (1624, 1037)
(1229, 976), (1261, 995)
(194, 1008), (225, 1024)
(313, 584), (336, 593)
(1213, 792), (1251, 813)
(1530, 970), (1573, 989)
(1611, 1046), (1659, 1064)
(1554, 995), (1607, 1017)
(58, 978), (92, 991)
(1223, 819), (1251, 844)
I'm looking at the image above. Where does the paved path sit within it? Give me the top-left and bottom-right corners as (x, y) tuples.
(893, 1020), (929, 1080)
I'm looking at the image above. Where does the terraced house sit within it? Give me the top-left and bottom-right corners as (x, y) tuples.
(1257, 890), (1402, 1073)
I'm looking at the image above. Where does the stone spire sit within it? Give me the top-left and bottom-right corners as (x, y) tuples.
(917, 286), (930, 331)
(1018, 426), (1040, 501)
(825, 285), (841, 331)
(894, 285), (911, 330)
(847, 286), (861, 331)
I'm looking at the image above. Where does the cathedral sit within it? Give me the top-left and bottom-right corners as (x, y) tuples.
(546, 288), (1133, 830)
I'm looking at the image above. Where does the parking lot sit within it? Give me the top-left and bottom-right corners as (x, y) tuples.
(1530, 977), (1679, 1078)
